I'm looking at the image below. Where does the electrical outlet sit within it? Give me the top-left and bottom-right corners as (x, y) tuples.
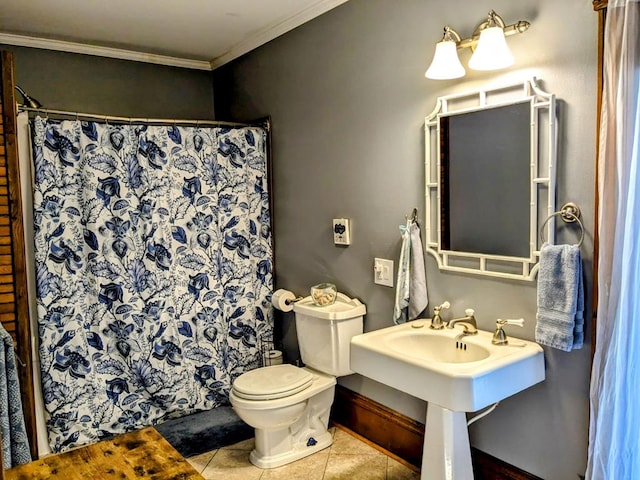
(374, 258), (394, 287)
(333, 218), (351, 245)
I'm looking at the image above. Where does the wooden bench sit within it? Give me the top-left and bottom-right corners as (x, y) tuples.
(5, 427), (204, 479)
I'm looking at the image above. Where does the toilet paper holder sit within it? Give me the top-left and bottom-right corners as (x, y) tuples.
(272, 289), (305, 312)
(285, 295), (303, 305)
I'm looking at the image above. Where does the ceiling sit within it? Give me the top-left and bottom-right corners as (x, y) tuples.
(0, 0), (349, 70)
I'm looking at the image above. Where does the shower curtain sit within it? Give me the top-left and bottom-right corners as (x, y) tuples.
(29, 116), (273, 452)
(586, 0), (640, 478)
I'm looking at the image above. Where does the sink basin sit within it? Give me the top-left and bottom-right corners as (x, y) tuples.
(387, 330), (490, 364)
(350, 319), (544, 412)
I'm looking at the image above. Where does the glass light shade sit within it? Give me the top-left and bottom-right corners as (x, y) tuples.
(425, 40), (465, 80)
(468, 26), (514, 71)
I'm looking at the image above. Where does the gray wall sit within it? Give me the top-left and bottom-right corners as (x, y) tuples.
(2, 45), (215, 118)
(214, 1), (597, 479)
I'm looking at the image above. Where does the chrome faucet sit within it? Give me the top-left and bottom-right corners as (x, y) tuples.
(447, 308), (478, 336)
(429, 301), (451, 330)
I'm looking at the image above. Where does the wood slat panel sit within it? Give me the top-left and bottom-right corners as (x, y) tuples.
(0, 302), (16, 313)
(2, 49), (38, 458)
(0, 292), (16, 302)
(3, 323), (16, 336)
(0, 265), (15, 275)
(0, 312), (16, 322)
(0, 254), (14, 265)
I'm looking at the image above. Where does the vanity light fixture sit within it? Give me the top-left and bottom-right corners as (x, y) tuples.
(424, 26), (466, 80)
(425, 10), (530, 80)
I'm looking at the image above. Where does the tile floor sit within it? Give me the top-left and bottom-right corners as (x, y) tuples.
(186, 426), (420, 480)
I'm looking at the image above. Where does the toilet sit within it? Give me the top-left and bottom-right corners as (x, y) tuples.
(229, 292), (366, 468)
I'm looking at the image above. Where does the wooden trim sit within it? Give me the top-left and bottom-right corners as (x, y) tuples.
(593, 0), (608, 11)
(333, 423), (419, 473)
(1, 50), (37, 459)
(591, 1), (606, 359)
(331, 384), (424, 468)
(330, 385), (542, 479)
(470, 448), (543, 480)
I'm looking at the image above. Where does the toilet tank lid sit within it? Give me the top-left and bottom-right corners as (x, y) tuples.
(293, 293), (366, 320)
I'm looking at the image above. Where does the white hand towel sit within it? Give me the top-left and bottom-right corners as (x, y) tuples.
(393, 225), (411, 324)
(408, 223), (428, 320)
(535, 243), (584, 351)
(393, 223), (428, 324)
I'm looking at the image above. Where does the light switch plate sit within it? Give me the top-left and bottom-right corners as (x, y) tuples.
(374, 258), (394, 287)
(333, 218), (351, 245)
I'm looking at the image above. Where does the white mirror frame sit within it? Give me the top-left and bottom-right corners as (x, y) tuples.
(424, 77), (557, 281)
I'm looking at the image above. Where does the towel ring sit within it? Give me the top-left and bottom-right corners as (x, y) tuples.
(539, 202), (585, 247)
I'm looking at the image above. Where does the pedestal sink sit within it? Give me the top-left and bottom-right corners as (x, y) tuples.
(350, 319), (545, 480)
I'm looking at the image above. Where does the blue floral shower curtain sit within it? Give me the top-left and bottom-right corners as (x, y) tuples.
(30, 116), (273, 452)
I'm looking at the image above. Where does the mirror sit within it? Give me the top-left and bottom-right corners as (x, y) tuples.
(424, 78), (557, 280)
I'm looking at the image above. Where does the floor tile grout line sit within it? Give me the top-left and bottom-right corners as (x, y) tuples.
(190, 424), (418, 479)
(203, 449), (219, 472)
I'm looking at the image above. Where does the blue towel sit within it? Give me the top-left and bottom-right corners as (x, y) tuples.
(535, 243), (584, 351)
(0, 324), (32, 467)
(393, 223), (428, 324)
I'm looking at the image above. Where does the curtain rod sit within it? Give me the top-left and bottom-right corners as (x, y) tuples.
(17, 105), (268, 129)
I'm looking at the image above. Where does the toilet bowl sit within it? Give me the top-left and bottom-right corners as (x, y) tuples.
(230, 292), (366, 469)
(230, 364), (336, 468)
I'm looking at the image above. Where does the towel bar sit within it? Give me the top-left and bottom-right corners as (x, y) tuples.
(539, 202), (585, 247)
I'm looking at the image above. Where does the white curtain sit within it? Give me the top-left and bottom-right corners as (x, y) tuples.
(587, 0), (640, 478)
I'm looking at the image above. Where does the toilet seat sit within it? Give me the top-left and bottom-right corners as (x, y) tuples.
(233, 364), (314, 400)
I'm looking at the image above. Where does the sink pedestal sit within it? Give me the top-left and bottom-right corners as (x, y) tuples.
(422, 404), (473, 480)
(349, 320), (545, 480)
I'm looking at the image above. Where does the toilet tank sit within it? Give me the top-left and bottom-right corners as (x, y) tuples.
(293, 293), (366, 377)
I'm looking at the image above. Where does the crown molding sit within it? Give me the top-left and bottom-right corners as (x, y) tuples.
(209, 0), (350, 69)
(0, 32), (212, 70)
(0, 0), (349, 71)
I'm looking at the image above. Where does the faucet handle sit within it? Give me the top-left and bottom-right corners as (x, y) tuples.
(430, 301), (451, 330)
(493, 318), (525, 345)
(464, 308), (475, 317)
(497, 318), (524, 327)
(436, 301), (451, 312)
